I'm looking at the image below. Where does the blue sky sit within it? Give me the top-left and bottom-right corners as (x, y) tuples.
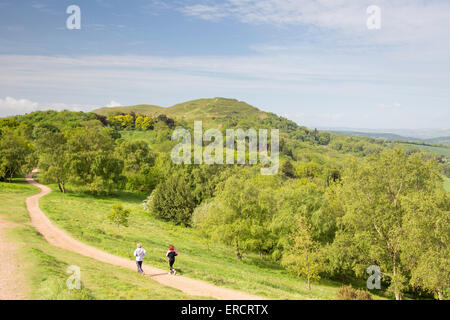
(0, 0), (449, 130)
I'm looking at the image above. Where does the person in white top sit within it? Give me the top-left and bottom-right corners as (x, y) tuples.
(133, 243), (147, 274)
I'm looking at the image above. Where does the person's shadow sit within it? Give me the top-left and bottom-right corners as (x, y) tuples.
(146, 273), (169, 277)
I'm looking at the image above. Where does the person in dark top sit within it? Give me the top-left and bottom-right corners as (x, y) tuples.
(166, 244), (178, 275)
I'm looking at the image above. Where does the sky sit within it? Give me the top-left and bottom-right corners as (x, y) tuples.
(0, 0), (449, 130)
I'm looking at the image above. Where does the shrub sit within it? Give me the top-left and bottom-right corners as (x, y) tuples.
(144, 173), (195, 226)
(337, 285), (372, 300)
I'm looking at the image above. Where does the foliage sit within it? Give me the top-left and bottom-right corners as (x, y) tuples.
(2, 102), (448, 300)
(331, 149), (443, 299)
(281, 218), (321, 290)
(336, 285), (372, 300)
(401, 190), (449, 300)
(281, 160), (296, 178)
(0, 128), (35, 181)
(34, 126), (70, 192)
(145, 172), (196, 226)
(108, 204), (130, 235)
(115, 140), (157, 192)
(193, 172), (279, 261)
(65, 127), (125, 194)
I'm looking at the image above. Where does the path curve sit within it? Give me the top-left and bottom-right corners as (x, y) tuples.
(25, 171), (264, 300)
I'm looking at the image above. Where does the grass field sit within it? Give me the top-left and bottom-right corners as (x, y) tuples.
(399, 143), (450, 158)
(37, 183), (388, 300)
(444, 177), (450, 192)
(0, 180), (201, 300)
(94, 98), (267, 129)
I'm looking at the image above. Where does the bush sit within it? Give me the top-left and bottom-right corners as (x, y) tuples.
(144, 173), (195, 226)
(355, 289), (373, 300)
(337, 285), (372, 300)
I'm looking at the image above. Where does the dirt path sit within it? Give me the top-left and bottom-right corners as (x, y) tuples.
(25, 172), (264, 300)
(0, 219), (27, 300)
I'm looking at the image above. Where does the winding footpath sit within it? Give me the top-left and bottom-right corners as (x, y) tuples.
(25, 171), (264, 300)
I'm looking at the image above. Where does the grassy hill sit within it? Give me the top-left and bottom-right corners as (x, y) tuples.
(444, 177), (450, 192)
(0, 180), (201, 300)
(38, 182), (387, 300)
(93, 98), (267, 128)
(94, 104), (165, 117)
(424, 136), (450, 145)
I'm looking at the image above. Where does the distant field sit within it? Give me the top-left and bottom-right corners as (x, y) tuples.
(0, 180), (200, 300)
(444, 177), (450, 192)
(399, 143), (450, 158)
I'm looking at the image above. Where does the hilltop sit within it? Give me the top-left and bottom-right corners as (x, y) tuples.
(93, 98), (268, 128)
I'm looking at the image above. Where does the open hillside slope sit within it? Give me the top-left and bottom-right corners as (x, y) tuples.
(1, 98), (448, 301)
(94, 104), (165, 118)
(93, 98), (268, 128)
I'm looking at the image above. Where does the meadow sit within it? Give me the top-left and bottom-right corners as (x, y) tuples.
(38, 182), (387, 300)
(0, 180), (201, 300)
(399, 142), (450, 158)
(444, 177), (450, 192)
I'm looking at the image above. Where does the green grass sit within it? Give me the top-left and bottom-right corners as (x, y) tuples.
(0, 180), (202, 300)
(93, 98), (266, 128)
(94, 104), (165, 117)
(399, 143), (450, 158)
(444, 177), (450, 192)
(38, 183), (387, 300)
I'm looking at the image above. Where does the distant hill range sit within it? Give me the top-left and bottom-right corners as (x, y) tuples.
(321, 129), (450, 146)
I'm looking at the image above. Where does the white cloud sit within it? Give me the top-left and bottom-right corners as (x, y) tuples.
(0, 53), (448, 127)
(105, 100), (122, 108)
(182, 4), (228, 22)
(0, 96), (129, 117)
(180, 0), (450, 46)
(30, 1), (56, 14)
(377, 103), (402, 109)
(0, 97), (39, 116)
(0, 96), (97, 117)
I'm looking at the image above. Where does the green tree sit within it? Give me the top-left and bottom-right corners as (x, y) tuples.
(108, 204), (130, 235)
(0, 129), (35, 182)
(333, 149), (441, 300)
(193, 173), (278, 261)
(296, 161), (322, 179)
(281, 218), (321, 290)
(192, 201), (216, 250)
(135, 116), (154, 130)
(115, 140), (156, 192)
(272, 181), (333, 257)
(66, 127), (125, 194)
(401, 190), (450, 300)
(145, 173), (195, 226)
(281, 160), (296, 178)
(34, 127), (70, 193)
